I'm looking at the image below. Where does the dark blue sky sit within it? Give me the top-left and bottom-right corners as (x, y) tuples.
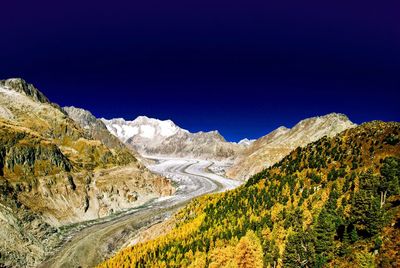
(1, 1), (399, 141)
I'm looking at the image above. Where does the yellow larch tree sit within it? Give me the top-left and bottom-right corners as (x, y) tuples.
(235, 230), (263, 268)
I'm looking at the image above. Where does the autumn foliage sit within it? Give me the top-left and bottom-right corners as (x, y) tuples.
(99, 121), (400, 267)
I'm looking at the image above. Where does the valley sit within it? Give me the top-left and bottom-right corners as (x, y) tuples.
(3, 1), (399, 266)
(38, 157), (241, 268)
(101, 121), (400, 268)
(0, 78), (398, 267)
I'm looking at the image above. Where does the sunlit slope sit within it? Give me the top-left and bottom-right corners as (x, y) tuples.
(0, 78), (173, 267)
(227, 113), (355, 180)
(100, 121), (400, 267)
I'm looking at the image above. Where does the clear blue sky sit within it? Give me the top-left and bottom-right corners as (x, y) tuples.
(1, 0), (399, 141)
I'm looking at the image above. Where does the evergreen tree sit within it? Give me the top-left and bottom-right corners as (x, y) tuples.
(352, 171), (386, 237)
(283, 230), (316, 268)
(314, 209), (336, 262)
(338, 226), (351, 256)
(380, 157), (400, 198)
(350, 227), (359, 243)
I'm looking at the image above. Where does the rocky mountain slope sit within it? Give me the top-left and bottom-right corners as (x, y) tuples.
(100, 121), (400, 268)
(63, 106), (128, 150)
(0, 79), (173, 267)
(101, 116), (245, 160)
(227, 113), (356, 180)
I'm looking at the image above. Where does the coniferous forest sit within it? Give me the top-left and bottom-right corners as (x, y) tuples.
(100, 121), (400, 267)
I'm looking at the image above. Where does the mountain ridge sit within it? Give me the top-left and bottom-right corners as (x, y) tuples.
(101, 116), (246, 160)
(227, 112), (356, 180)
(63, 106), (129, 150)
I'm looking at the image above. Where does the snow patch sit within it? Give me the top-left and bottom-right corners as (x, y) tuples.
(140, 125), (155, 139)
(158, 120), (179, 137)
(122, 125), (139, 138)
(238, 138), (256, 146)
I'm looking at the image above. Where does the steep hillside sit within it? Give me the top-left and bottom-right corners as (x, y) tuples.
(63, 106), (128, 150)
(101, 116), (245, 160)
(64, 106), (151, 164)
(100, 121), (400, 268)
(0, 79), (173, 267)
(227, 113), (355, 180)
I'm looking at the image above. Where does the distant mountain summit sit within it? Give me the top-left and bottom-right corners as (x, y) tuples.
(101, 116), (246, 159)
(227, 113), (356, 180)
(102, 113), (355, 167)
(101, 116), (185, 143)
(237, 138), (256, 146)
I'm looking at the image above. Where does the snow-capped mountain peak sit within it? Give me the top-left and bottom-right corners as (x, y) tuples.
(101, 116), (243, 159)
(101, 116), (185, 142)
(238, 138), (256, 146)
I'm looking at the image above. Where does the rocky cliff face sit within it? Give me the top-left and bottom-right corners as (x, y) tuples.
(63, 106), (152, 166)
(101, 116), (245, 160)
(0, 79), (174, 267)
(0, 78), (51, 104)
(0, 127), (72, 178)
(0, 179), (60, 267)
(63, 106), (129, 150)
(227, 113), (356, 180)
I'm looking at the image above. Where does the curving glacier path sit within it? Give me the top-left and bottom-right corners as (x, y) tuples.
(39, 157), (241, 268)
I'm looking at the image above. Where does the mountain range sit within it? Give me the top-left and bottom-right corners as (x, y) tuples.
(227, 113), (356, 180)
(1, 78), (395, 268)
(101, 113), (356, 181)
(0, 79), (173, 267)
(101, 120), (400, 267)
(101, 116), (247, 160)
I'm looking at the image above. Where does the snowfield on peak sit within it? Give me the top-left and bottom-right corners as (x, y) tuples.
(101, 116), (248, 160)
(237, 138), (256, 146)
(101, 116), (184, 142)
